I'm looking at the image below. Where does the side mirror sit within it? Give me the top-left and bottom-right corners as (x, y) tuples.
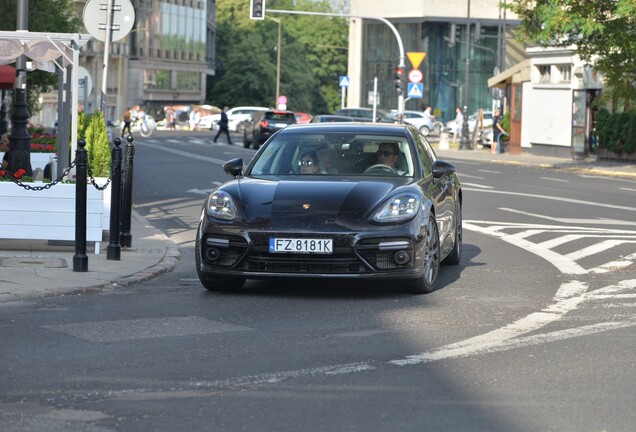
(223, 158), (243, 178)
(432, 160), (456, 179)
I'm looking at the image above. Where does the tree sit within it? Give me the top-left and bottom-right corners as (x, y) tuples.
(1, 0), (82, 114)
(208, 0), (348, 114)
(507, 0), (636, 106)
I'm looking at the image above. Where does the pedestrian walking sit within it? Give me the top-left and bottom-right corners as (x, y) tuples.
(452, 107), (464, 142)
(492, 108), (507, 154)
(213, 106), (233, 144)
(121, 106), (132, 137)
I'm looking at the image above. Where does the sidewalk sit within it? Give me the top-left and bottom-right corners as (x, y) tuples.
(433, 144), (636, 180)
(0, 146), (633, 304)
(0, 211), (180, 303)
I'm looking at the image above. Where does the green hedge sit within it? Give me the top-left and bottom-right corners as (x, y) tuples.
(77, 111), (111, 177)
(596, 108), (636, 154)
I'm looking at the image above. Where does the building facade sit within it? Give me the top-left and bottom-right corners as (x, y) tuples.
(347, 0), (521, 123)
(36, 0), (215, 127)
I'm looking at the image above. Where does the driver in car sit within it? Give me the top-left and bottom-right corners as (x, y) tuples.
(374, 142), (404, 174)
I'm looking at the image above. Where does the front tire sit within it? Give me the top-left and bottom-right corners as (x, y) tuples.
(408, 215), (440, 294)
(419, 125), (430, 136)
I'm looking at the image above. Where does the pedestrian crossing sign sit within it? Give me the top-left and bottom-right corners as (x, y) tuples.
(339, 76), (350, 87)
(407, 83), (423, 98)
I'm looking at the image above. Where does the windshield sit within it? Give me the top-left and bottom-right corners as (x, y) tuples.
(249, 132), (415, 177)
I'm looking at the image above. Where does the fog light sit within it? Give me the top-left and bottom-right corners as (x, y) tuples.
(205, 247), (221, 262)
(394, 250), (410, 265)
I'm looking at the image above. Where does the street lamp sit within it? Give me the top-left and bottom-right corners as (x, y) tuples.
(267, 16), (282, 107)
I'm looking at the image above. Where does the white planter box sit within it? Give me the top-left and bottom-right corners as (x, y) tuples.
(0, 181), (105, 254)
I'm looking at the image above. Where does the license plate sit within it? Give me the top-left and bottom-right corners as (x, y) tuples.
(269, 238), (333, 254)
(272, 122), (287, 128)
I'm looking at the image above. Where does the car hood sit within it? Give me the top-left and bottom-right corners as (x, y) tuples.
(232, 177), (415, 230)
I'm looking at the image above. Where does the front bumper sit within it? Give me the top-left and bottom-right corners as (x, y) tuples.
(197, 226), (427, 281)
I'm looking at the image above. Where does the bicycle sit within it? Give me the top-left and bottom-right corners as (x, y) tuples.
(122, 115), (156, 138)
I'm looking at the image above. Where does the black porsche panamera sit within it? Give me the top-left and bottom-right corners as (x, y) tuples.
(195, 122), (462, 294)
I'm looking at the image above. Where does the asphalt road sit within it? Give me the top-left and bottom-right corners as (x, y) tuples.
(1, 131), (634, 431)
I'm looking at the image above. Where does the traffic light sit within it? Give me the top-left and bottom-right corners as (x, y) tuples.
(250, 0), (266, 20)
(395, 67), (405, 95)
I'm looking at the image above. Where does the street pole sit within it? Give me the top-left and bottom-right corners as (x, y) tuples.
(269, 9), (406, 119)
(100, 0), (115, 114)
(459, 0), (472, 150)
(9, 0), (30, 157)
(267, 16), (281, 107)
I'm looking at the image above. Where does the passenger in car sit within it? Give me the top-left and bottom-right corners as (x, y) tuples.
(298, 151), (319, 174)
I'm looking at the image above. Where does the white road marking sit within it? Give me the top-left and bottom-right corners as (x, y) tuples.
(461, 182), (493, 189)
(465, 222), (588, 274)
(457, 173), (485, 179)
(463, 187), (636, 213)
(590, 252), (636, 274)
(566, 240), (636, 260)
(540, 176), (569, 182)
(498, 207), (634, 226)
(620, 187), (636, 192)
(478, 169), (500, 174)
(465, 221), (636, 275)
(136, 140), (253, 165)
(390, 279), (636, 366)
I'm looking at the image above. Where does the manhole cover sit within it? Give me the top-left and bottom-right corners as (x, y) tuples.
(0, 257), (68, 268)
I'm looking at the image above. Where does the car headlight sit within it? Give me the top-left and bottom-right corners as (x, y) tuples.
(373, 193), (421, 223)
(206, 190), (238, 220)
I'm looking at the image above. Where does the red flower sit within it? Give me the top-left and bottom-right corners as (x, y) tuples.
(0, 169), (6, 177)
(14, 169), (26, 179)
(46, 144), (54, 151)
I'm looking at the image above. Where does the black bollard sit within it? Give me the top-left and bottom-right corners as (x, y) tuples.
(120, 134), (135, 248)
(107, 138), (123, 260)
(73, 139), (89, 272)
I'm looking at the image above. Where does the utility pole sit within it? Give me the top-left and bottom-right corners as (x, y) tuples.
(459, 0), (472, 150)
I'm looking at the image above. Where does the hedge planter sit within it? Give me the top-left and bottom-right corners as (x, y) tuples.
(597, 148), (636, 162)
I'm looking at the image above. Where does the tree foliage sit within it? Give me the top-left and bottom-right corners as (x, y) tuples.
(507, 0), (636, 105)
(208, 0), (348, 114)
(0, 0), (82, 114)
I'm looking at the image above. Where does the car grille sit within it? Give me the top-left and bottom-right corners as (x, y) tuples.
(202, 233), (414, 274)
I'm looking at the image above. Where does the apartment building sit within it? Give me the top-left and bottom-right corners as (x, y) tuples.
(347, 0), (521, 122)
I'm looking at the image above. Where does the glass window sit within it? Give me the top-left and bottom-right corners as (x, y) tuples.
(559, 64), (571, 82)
(538, 65), (551, 84)
(176, 71), (199, 91)
(249, 133), (415, 177)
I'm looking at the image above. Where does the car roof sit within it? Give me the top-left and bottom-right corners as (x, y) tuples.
(280, 122), (408, 135)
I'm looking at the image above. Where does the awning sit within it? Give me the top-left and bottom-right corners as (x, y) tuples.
(488, 59), (531, 88)
(0, 64), (15, 90)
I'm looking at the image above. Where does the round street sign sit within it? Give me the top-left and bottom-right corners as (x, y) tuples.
(83, 0), (135, 42)
(277, 95), (288, 105)
(408, 69), (423, 83)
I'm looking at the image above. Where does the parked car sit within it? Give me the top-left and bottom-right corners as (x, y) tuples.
(392, 110), (437, 136)
(294, 112), (313, 124)
(444, 110), (493, 134)
(198, 106), (269, 132)
(243, 110), (297, 149)
(196, 122), (463, 294)
(335, 107), (394, 123)
(310, 114), (356, 123)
